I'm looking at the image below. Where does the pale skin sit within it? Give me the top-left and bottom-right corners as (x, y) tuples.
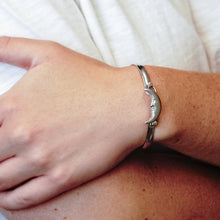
(0, 37), (219, 211)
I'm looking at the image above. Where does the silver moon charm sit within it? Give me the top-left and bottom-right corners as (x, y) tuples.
(144, 88), (161, 124)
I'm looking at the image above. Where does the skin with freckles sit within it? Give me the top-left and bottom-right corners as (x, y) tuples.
(0, 36), (219, 210)
(0, 147), (219, 220)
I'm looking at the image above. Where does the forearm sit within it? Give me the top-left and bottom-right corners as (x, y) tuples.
(135, 66), (220, 165)
(1, 149), (220, 220)
(0, 36), (219, 210)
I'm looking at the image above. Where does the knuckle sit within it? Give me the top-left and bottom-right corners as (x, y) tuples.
(13, 194), (34, 209)
(45, 41), (62, 55)
(49, 167), (71, 187)
(28, 147), (51, 169)
(1, 193), (34, 210)
(44, 41), (69, 61)
(11, 126), (29, 144)
(46, 40), (60, 48)
(10, 125), (34, 145)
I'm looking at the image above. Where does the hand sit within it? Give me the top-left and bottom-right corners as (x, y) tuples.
(0, 37), (148, 209)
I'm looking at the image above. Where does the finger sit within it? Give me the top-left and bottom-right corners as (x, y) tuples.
(0, 36), (56, 69)
(0, 157), (37, 191)
(0, 175), (63, 210)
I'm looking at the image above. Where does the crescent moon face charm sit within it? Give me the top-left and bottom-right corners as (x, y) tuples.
(144, 88), (161, 124)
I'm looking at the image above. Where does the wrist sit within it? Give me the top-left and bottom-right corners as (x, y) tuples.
(143, 65), (178, 143)
(113, 65), (151, 149)
(118, 65), (178, 148)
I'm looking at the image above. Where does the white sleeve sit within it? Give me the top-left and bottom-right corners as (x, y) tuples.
(188, 0), (220, 73)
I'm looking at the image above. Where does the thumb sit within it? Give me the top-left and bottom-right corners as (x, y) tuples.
(0, 36), (54, 70)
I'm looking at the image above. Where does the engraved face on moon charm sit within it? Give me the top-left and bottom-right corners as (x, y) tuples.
(144, 88), (161, 124)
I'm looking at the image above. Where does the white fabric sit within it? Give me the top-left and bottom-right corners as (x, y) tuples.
(0, 0), (220, 95)
(0, 1), (220, 219)
(0, 213), (7, 220)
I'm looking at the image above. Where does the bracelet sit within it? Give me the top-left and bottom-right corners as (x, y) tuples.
(134, 65), (161, 148)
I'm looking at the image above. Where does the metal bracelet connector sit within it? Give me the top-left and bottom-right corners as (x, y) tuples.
(134, 65), (161, 148)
